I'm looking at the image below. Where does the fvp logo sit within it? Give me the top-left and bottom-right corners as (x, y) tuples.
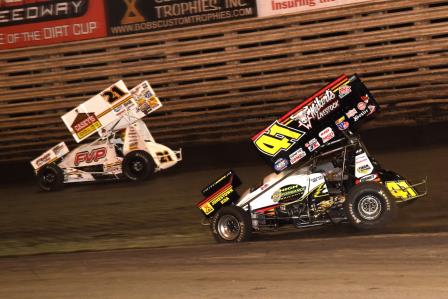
(74, 147), (107, 166)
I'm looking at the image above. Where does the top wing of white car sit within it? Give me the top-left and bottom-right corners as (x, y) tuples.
(61, 81), (162, 143)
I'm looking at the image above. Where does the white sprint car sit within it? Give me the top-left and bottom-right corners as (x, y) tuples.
(31, 80), (181, 191)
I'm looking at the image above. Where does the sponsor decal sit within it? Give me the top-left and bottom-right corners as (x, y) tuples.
(71, 112), (102, 140)
(101, 84), (127, 104)
(289, 147), (306, 165)
(359, 173), (378, 182)
(127, 125), (139, 151)
(368, 104), (376, 115)
(305, 138), (320, 152)
(357, 164), (372, 175)
(360, 94), (369, 102)
(35, 152), (52, 168)
(136, 95), (160, 115)
(201, 171), (233, 195)
(338, 84), (351, 99)
(310, 174), (324, 183)
(353, 108), (369, 122)
(52, 144), (65, 156)
(104, 162), (122, 173)
(290, 89), (339, 130)
(346, 108), (357, 118)
(156, 151), (174, 163)
(254, 121), (305, 157)
(136, 97), (152, 114)
(200, 202), (214, 215)
(271, 184), (305, 203)
(357, 101), (367, 111)
(355, 153), (373, 178)
(355, 152), (368, 163)
(114, 98), (139, 117)
(335, 116), (349, 130)
(199, 182), (235, 215)
(130, 80), (161, 115)
(31, 142), (69, 170)
(274, 157), (289, 172)
(385, 180), (417, 201)
(209, 188), (232, 205)
(318, 127), (335, 143)
(74, 147), (107, 166)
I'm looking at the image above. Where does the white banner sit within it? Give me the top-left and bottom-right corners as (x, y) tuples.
(257, 0), (372, 18)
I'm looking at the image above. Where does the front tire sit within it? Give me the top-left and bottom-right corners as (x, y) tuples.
(211, 206), (252, 243)
(344, 182), (396, 230)
(122, 151), (155, 181)
(37, 164), (64, 191)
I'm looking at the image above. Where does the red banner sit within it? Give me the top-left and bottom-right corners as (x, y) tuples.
(0, 0), (107, 50)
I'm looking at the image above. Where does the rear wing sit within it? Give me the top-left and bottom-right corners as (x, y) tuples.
(197, 170), (242, 217)
(61, 81), (162, 143)
(30, 142), (69, 171)
(251, 74), (379, 172)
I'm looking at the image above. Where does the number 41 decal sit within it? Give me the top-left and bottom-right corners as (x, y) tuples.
(386, 180), (417, 200)
(254, 121), (305, 156)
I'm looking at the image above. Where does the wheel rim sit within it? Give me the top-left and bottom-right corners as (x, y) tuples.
(357, 195), (382, 221)
(43, 171), (56, 184)
(131, 159), (144, 174)
(217, 215), (241, 241)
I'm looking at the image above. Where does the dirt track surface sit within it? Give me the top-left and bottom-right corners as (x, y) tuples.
(0, 142), (447, 298)
(1, 145), (447, 256)
(1, 232), (448, 299)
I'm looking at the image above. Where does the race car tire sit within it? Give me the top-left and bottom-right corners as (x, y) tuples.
(122, 150), (155, 181)
(211, 206), (252, 243)
(37, 164), (64, 191)
(344, 182), (396, 230)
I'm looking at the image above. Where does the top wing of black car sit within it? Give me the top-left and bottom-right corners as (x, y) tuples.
(251, 74), (379, 172)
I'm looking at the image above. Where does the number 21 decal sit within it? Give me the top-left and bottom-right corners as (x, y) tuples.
(101, 85), (126, 104)
(254, 121), (305, 156)
(157, 151), (173, 163)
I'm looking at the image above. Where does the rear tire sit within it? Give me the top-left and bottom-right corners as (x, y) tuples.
(37, 164), (64, 191)
(344, 182), (396, 230)
(122, 151), (155, 181)
(211, 206), (252, 243)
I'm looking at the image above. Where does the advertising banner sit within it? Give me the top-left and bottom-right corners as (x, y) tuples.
(105, 0), (257, 36)
(257, 0), (371, 18)
(0, 0), (108, 50)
